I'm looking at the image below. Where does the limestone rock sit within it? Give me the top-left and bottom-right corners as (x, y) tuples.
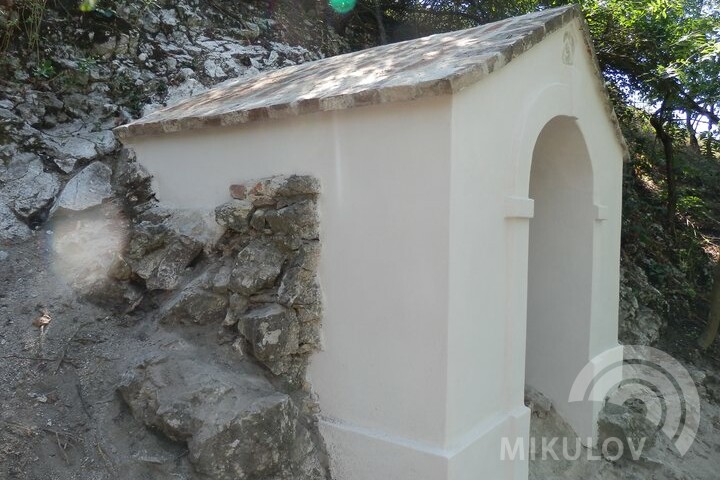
(114, 149), (154, 207)
(84, 130), (118, 156)
(119, 349), (312, 479)
(618, 260), (666, 346)
(81, 277), (144, 312)
(229, 239), (286, 295)
(265, 199), (319, 240)
(295, 303), (322, 325)
(160, 284), (229, 325)
(279, 243), (321, 306)
(143, 235), (203, 290)
(54, 162), (113, 212)
(0, 203), (32, 242)
(212, 263), (233, 293)
(230, 175), (321, 206)
(108, 254), (132, 281)
(44, 134), (97, 161)
(1, 155), (61, 222)
(126, 220), (168, 260)
(215, 199), (253, 232)
(142, 79), (208, 116)
(597, 401), (658, 460)
(223, 292), (249, 327)
(249, 208), (267, 230)
(161, 208), (225, 252)
(125, 208), (217, 290)
(53, 157), (77, 174)
(238, 303), (300, 374)
(524, 385), (553, 418)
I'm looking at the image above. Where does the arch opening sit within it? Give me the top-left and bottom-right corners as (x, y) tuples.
(525, 116), (595, 435)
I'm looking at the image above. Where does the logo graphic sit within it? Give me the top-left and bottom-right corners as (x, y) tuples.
(569, 345), (700, 456)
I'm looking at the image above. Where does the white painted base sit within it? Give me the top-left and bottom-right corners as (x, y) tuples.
(320, 407), (531, 480)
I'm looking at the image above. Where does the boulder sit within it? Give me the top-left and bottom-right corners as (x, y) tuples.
(598, 401), (658, 460)
(119, 348), (314, 480)
(0, 155), (61, 222)
(54, 162), (113, 212)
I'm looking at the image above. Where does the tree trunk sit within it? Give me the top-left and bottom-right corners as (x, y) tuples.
(699, 259), (720, 350)
(374, 0), (387, 45)
(686, 111), (701, 155)
(650, 116), (677, 225)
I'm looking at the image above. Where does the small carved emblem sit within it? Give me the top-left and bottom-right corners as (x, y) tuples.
(562, 31), (576, 65)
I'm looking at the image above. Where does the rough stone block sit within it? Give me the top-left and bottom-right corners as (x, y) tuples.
(239, 303), (300, 375)
(229, 239), (286, 295)
(146, 235), (203, 290)
(54, 161), (113, 212)
(118, 348), (313, 479)
(265, 199), (319, 240)
(222, 292), (249, 327)
(1, 155), (61, 221)
(215, 198), (253, 232)
(160, 284), (229, 326)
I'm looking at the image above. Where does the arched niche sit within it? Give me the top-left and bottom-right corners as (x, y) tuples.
(525, 115), (596, 438)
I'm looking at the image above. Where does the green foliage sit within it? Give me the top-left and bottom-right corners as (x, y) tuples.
(678, 194), (708, 218)
(341, 1), (719, 138)
(0, 0), (47, 58)
(583, 0), (719, 114)
(32, 57), (54, 77)
(77, 56), (97, 73)
(79, 0), (98, 13)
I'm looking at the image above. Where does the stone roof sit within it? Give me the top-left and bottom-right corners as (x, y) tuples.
(115, 4), (625, 157)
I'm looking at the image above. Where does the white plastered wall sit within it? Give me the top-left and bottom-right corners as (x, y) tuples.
(128, 97), (459, 478)
(448, 18), (624, 470)
(125, 19), (625, 480)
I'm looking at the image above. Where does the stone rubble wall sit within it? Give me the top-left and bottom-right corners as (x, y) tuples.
(110, 172), (327, 479)
(118, 174), (324, 383)
(216, 175), (323, 380)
